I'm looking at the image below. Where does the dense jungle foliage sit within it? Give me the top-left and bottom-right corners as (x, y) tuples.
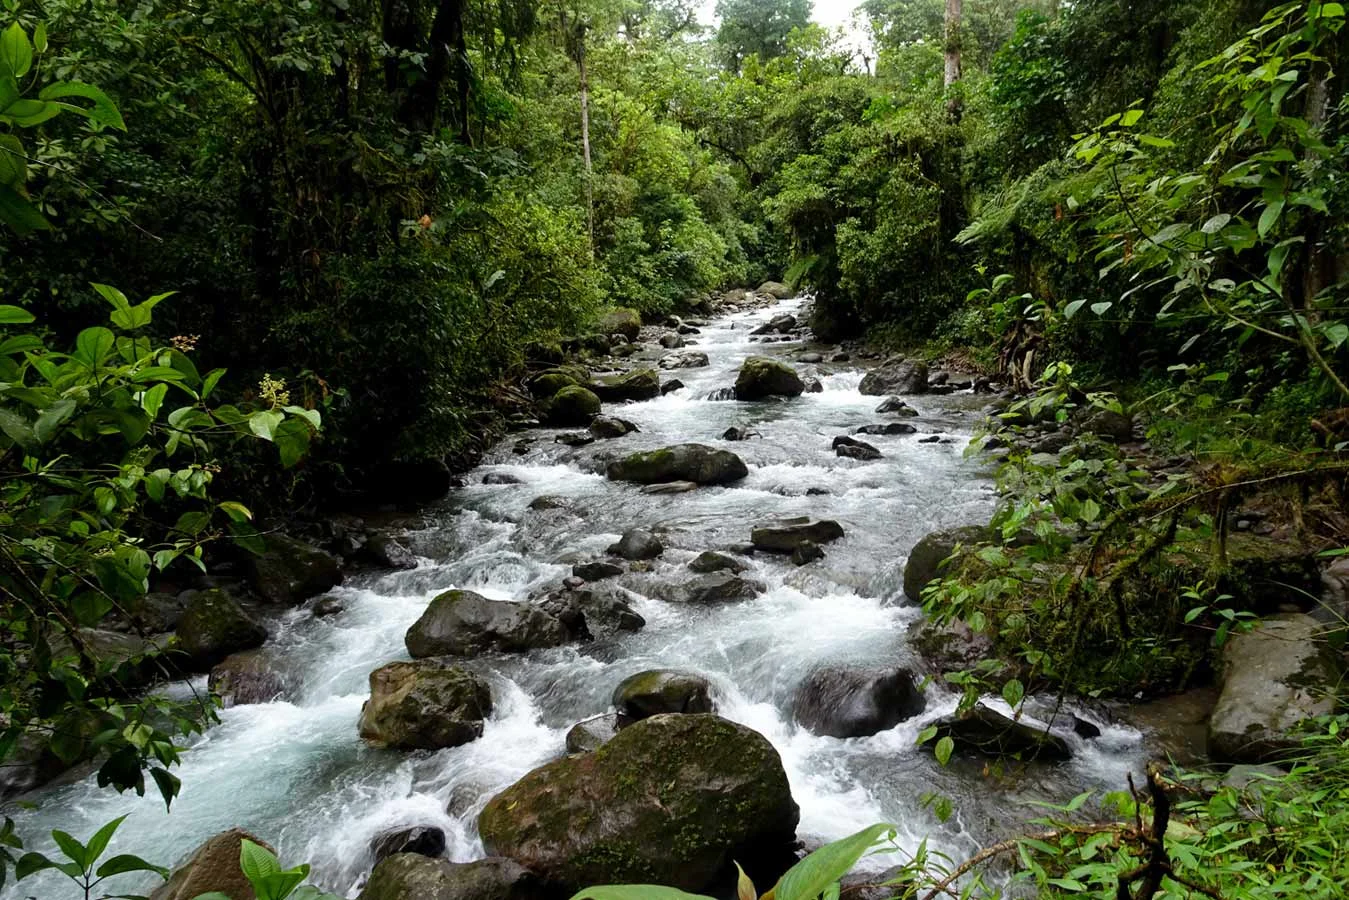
(3, 0), (1349, 897)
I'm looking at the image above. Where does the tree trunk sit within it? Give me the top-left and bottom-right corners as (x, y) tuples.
(944, 0), (963, 121)
(578, 32), (594, 255)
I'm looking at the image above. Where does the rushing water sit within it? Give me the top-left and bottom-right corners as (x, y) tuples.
(4, 297), (1148, 899)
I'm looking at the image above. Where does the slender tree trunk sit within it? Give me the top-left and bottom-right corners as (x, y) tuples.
(578, 32), (594, 256)
(944, 0), (963, 121)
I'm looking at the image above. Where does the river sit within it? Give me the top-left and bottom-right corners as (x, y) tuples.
(4, 296), (1147, 898)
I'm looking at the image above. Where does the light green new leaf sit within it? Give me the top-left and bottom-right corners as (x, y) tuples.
(0, 24), (33, 80)
(248, 410), (284, 442)
(37, 82), (126, 131)
(934, 736), (954, 766)
(239, 840), (282, 884)
(771, 823), (897, 900)
(1002, 678), (1026, 709)
(0, 303), (34, 324)
(95, 852), (169, 880)
(74, 327), (116, 368)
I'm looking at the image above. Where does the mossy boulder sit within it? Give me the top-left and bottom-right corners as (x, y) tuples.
(903, 525), (993, 602)
(478, 714), (800, 894)
(405, 590), (569, 657)
(1208, 614), (1342, 764)
(606, 444), (748, 486)
(598, 307), (642, 341)
(613, 670), (715, 718)
(174, 590), (267, 670)
(757, 281), (793, 299)
(150, 828), (273, 900)
(734, 357), (804, 400)
(528, 372), (578, 400)
(858, 357), (928, 396)
(245, 533), (343, 606)
(565, 714), (627, 754)
(358, 854), (543, 900)
(544, 386), (601, 426)
(590, 369), (660, 402)
(358, 659), (491, 750)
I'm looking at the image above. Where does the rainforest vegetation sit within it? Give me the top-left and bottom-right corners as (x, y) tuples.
(2, 0), (1348, 897)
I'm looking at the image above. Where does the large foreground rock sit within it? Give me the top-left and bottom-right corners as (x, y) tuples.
(478, 714), (800, 893)
(606, 444), (748, 485)
(359, 659), (491, 750)
(150, 828), (273, 900)
(903, 526), (991, 602)
(1208, 614), (1341, 763)
(359, 854), (544, 900)
(174, 590), (267, 670)
(859, 357), (928, 396)
(793, 666), (925, 738)
(209, 649), (288, 707)
(590, 369), (660, 402)
(735, 357), (805, 400)
(543, 386), (601, 426)
(613, 670), (714, 718)
(750, 518), (844, 553)
(246, 533), (343, 606)
(406, 590), (568, 657)
(932, 703), (1071, 761)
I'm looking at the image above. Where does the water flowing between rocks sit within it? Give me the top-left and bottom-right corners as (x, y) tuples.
(6, 297), (1149, 898)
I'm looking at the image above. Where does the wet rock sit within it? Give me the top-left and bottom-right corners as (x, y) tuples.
(126, 591), (189, 633)
(1073, 716), (1102, 739)
(833, 436), (882, 460)
(1209, 614), (1342, 764)
(659, 349), (709, 370)
(405, 590), (569, 657)
(528, 371), (578, 399)
(543, 586), (645, 637)
(483, 472), (524, 485)
(598, 307), (642, 341)
(932, 703), (1071, 761)
(791, 541), (825, 565)
(677, 573), (762, 604)
(479, 715), (799, 894)
(660, 379), (685, 395)
(364, 533), (417, 570)
(614, 670), (714, 718)
(246, 534), (343, 606)
(903, 525), (992, 602)
(590, 369), (660, 403)
(751, 313), (797, 335)
(798, 352), (824, 363)
(704, 387), (737, 401)
(803, 377), (824, 394)
(757, 281), (794, 299)
(1078, 408), (1134, 443)
(734, 356), (805, 400)
(208, 650), (288, 707)
(929, 372), (949, 386)
(359, 659), (491, 750)
(909, 618), (997, 674)
(174, 590), (267, 670)
(607, 444), (748, 485)
(565, 713), (627, 754)
(528, 495), (568, 511)
(1031, 431), (1073, 454)
(606, 528), (664, 561)
(150, 829), (274, 900)
(859, 357), (928, 396)
(572, 560), (624, 581)
(372, 826), (448, 864)
(573, 334), (613, 357)
(750, 518), (845, 554)
(554, 431), (595, 447)
(831, 352), (850, 362)
(359, 854), (543, 900)
(544, 385), (601, 426)
(856, 423), (917, 436)
(723, 426), (758, 441)
(793, 666), (925, 738)
(875, 396), (919, 416)
(658, 332), (685, 349)
(610, 341), (639, 358)
(640, 481), (699, 494)
(678, 324), (701, 335)
(312, 595), (345, 617)
(688, 551), (746, 574)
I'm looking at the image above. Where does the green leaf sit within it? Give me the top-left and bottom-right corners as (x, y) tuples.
(37, 82), (126, 131)
(1119, 108), (1144, 127)
(1322, 323), (1349, 349)
(0, 304), (34, 324)
(934, 736), (954, 766)
(239, 839), (282, 884)
(83, 816), (127, 866)
(771, 823), (897, 900)
(141, 383), (169, 421)
(0, 134), (25, 187)
(92, 283), (131, 312)
(32, 22), (46, 54)
(0, 183), (50, 235)
(1201, 213), (1231, 234)
(14, 851), (59, 880)
(1089, 301), (1112, 316)
(34, 398), (76, 443)
(96, 853), (168, 880)
(1064, 299), (1087, 319)
(248, 410), (284, 442)
(569, 888), (717, 900)
(0, 23), (33, 79)
(1258, 198), (1285, 237)
(274, 417), (312, 468)
(1001, 678), (1026, 709)
(50, 830), (88, 870)
(0, 408), (35, 448)
(74, 327), (116, 368)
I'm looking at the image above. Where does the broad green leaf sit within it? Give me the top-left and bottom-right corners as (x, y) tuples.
(1322, 322), (1348, 349)
(0, 183), (50, 235)
(934, 736), (954, 766)
(74, 327), (116, 368)
(0, 24), (33, 79)
(4, 99), (61, 126)
(0, 304), (34, 324)
(83, 815), (127, 865)
(14, 851), (59, 880)
(0, 407), (35, 448)
(0, 134), (25, 187)
(1089, 301), (1112, 316)
(282, 405), (322, 430)
(1119, 108), (1144, 127)
(1201, 213), (1231, 234)
(249, 410), (284, 442)
(1064, 299), (1087, 319)
(217, 500), (253, 522)
(34, 398), (76, 443)
(1001, 678), (1026, 709)
(141, 383), (169, 421)
(570, 888), (717, 900)
(1258, 198), (1285, 237)
(96, 853), (169, 880)
(239, 839), (281, 884)
(92, 283), (131, 312)
(37, 82), (126, 130)
(50, 830), (88, 870)
(771, 823), (897, 900)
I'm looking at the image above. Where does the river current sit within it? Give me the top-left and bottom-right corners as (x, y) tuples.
(5, 296), (1147, 898)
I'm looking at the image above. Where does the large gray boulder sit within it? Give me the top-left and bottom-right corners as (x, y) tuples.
(675, 573), (762, 604)
(613, 670), (715, 718)
(859, 357), (929, 396)
(735, 357), (805, 400)
(606, 528), (664, 561)
(750, 518), (844, 554)
(793, 666), (926, 738)
(208, 649), (288, 707)
(590, 369), (660, 403)
(359, 854), (544, 900)
(150, 829), (273, 900)
(405, 590), (569, 657)
(358, 659), (491, 750)
(246, 533), (343, 606)
(174, 590), (267, 670)
(606, 444), (748, 485)
(903, 526), (992, 602)
(659, 350), (710, 370)
(1208, 614), (1341, 764)
(478, 714), (800, 894)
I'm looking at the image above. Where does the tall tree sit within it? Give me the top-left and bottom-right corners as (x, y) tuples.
(944, 0), (962, 118)
(715, 0), (812, 72)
